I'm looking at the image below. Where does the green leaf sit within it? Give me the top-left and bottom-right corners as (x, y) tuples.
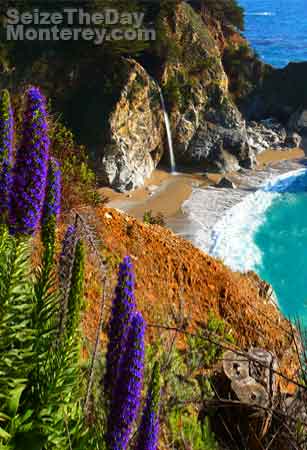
(0, 426), (11, 441)
(7, 385), (26, 417)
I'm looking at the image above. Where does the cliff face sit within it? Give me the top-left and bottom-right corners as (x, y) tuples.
(2, 1), (305, 192)
(246, 62), (307, 123)
(99, 59), (165, 192)
(97, 2), (256, 189)
(161, 2), (252, 171)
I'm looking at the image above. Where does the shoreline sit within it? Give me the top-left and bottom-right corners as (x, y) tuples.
(100, 147), (305, 223)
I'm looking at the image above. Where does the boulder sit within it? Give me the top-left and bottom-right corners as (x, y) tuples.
(246, 119), (288, 154)
(100, 59), (165, 192)
(216, 177), (237, 189)
(285, 132), (302, 148)
(180, 101), (252, 172)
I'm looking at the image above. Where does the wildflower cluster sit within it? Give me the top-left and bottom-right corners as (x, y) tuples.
(0, 86), (162, 450)
(105, 256), (161, 450)
(105, 255), (136, 398)
(107, 311), (145, 450)
(9, 86), (50, 235)
(41, 157), (61, 251)
(136, 362), (161, 450)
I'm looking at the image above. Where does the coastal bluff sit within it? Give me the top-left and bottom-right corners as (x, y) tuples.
(83, 206), (298, 382)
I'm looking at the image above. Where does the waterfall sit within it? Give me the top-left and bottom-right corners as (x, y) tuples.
(159, 89), (176, 173)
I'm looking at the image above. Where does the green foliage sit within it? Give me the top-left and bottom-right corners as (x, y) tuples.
(222, 42), (265, 101)
(163, 77), (183, 112)
(143, 210), (166, 227)
(169, 411), (218, 450)
(190, 0), (245, 31)
(0, 228), (34, 443)
(0, 226), (89, 449)
(49, 118), (102, 212)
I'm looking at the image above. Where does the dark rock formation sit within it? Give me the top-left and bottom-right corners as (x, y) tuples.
(246, 62), (307, 122)
(217, 177), (237, 189)
(288, 109), (307, 134)
(246, 119), (302, 153)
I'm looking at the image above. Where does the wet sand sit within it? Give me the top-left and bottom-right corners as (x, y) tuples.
(100, 147), (305, 221)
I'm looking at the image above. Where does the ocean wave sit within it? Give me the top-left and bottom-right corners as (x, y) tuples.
(246, 12), (276, 16)
(193, 168), (307, 273)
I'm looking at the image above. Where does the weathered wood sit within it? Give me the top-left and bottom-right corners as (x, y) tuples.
(223, 350), (249, 381)
(231, 377), (270, 408)
(222, 348), (277, 408)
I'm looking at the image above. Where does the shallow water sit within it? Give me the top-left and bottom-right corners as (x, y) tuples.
(255, 190), (307, 323)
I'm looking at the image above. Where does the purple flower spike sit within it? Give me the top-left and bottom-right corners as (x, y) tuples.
(105, 256), (136, 398)
(9, 86), (50, 235)
(136, 362), (161, 450)
(107, 311), (145, 450)
(0, 89), (13, 220)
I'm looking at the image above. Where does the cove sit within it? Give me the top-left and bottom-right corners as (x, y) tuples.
(208, 167), (307, 324)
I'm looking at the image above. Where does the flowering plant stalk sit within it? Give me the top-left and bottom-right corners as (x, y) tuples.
(104, 256), (136, 399)
(41, 157), (61, 264)
(136, 362), (161, 450)
(58, 224), (78, 337)
(9, 86), (50, 235)
(107, 311), (145, 450)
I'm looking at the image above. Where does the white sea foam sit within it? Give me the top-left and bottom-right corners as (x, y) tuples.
(184, 168), (307, 273)
(247, 12), (275, 16)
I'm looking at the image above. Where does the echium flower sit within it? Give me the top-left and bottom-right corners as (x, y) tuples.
(107, 311), (145, 450)
(104, 255), (136, 398)
(9, 86), (50, 235)
(58, 224), (78, 337)
(0, 89), (13, 221)
(41, 157), (61, 256)
(136, 362), (161, 450)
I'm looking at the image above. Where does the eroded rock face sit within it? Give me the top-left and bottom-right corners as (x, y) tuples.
(183, 102), (252, 172)
(288, 109), (307, 134)
(161, 3), (254, 173)
(100, 59), (164, 192)
(247, 119), (302, 153)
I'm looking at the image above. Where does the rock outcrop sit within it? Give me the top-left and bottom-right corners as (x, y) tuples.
(98, 4), (306, 190)
(246, 119), (302, 153)
(183, 101), (253, 171)
(161, 2), (254, 173)
(100, 59), (165, 192)
(246, 62), (307, 122)
(288, 109), (307, 134)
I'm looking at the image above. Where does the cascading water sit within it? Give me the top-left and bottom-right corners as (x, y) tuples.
(159, 89), (176, 173)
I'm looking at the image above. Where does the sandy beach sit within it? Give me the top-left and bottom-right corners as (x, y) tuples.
(99, 147), (305, 221)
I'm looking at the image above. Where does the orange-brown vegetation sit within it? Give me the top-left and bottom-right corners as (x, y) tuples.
(80, 207), (297, 386)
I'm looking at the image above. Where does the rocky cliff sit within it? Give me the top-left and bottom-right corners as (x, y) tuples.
(99, 59), (165, 192)
(1, 1), (305, 192)
(100, 2), (255, 188)
(96, 1), (303, 190)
